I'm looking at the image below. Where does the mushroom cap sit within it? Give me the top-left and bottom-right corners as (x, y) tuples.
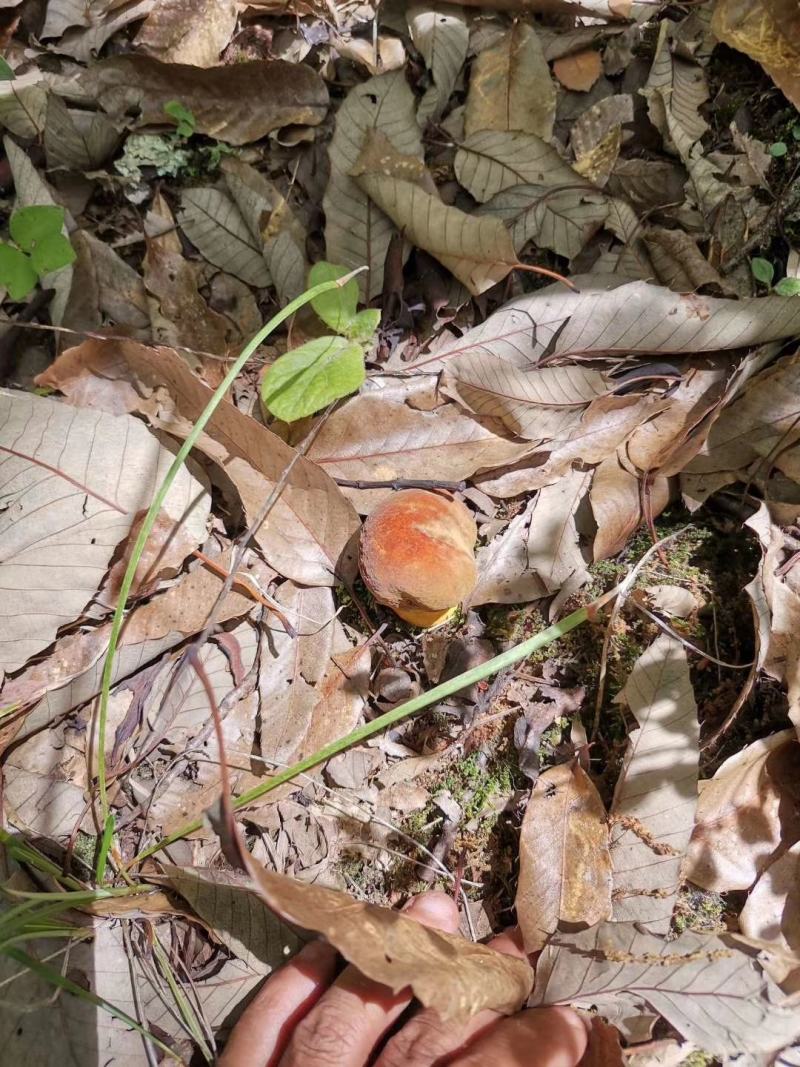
(359, 490), (478, 626)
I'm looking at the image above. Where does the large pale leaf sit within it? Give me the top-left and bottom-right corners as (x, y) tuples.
(179, 186), (271, 287)
(610, 635), (699, 933)
(532, 922), (800, 1054)
(480, 184), (614, 261)
(165, 865), (303, 972)
(643, 20), (708, 145)
(408, 3), (469, 124)
(0, 390), (209, 674)
(683, 730), (800, 892)
(301, 379), (532, 508)
(406, 279), (800, 375)
(455, 129), (586, 203)
(465, 21), (555, 140)
(323, 70), (421, 300)
(516, 761), (612, 952)
(37, 339), (360, 586)
(83, 55), (328, 145)
(443, 358), (609, 440)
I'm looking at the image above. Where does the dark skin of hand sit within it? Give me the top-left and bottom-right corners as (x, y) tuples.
(219, 890), (588, 1067)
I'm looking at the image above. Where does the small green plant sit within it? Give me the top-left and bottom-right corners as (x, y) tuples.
(0, 205), (76, 300)
(750, 256), (800, 296)
(769, 124), (800, 157)
(164, 98), (196, 138)
(260, 261), (380, 422)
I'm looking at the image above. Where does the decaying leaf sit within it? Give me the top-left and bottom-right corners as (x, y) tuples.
(164, 865), (303, 972)
(610, 635), (699, 932)
(179, 186), (272, 287)
(465, 21), (556, 140)
(532, 922), (800, 1054)
(83, 55), (329, 145)
(516, 761), (612, 951)
(229, 852), (534, 1022)
(0, 390), (209, 673)
(683, 730), (800, 892)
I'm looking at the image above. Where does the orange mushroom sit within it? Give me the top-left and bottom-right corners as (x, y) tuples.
(359, 489), (478, 627)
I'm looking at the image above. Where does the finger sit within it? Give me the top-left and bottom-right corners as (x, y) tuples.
(375, 925), (528, 1067)
(448, 1006), (589, 1067)
(219, 939), (337, 1067)
(279, 890), (460, 1067)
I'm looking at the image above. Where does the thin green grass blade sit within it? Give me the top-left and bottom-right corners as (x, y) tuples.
(130, 596), (608, 866)
(93, 268), (365, 881)
(3, 946), (182, 1061)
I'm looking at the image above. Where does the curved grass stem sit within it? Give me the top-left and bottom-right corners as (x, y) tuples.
(93, 268), (366, 882)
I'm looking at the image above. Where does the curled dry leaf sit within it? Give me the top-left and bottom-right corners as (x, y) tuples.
(683, 730), (800, 892)
(36, 339), (361, 587)
(516, 760), (612, 952)
(82, 55), (329, 145)
(233, 849), (534, 1022)
(610, 634), (699, 933)
(465, 21), (555, 140)
(0, 390), (209, 674)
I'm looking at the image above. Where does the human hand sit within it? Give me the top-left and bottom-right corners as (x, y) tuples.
(220, 890), (588, 1067)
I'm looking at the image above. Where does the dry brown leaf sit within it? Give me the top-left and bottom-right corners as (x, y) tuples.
(684, 730), (800, 892)
(65, 229), (151, 340)
(134, 0), (238, 66)
(36, 340), (361, 587)
(465, 21), (556, 140)
(324, 71), (421, 300)
(712, 0), (800, 109)
(144, 192), (233, 356)
(516, 761), (612, 952)
(352, 132), (518, 295)
(233, 851), (534, 1021)
(300, 380), (533, 511)
(553, 49), (603, 91)
(591, 456), (642, 560)
(408, 2), (469, 124)
(83, 55), (328, 145)
(610, 634), (699, 933)
(406, 279), (800, 376)
(469, 496), (548, 606)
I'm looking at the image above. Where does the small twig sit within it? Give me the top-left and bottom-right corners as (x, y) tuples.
(513, 262), (579, 292)
(630, 600), (753, 670)
(334, 477), (467, 492)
